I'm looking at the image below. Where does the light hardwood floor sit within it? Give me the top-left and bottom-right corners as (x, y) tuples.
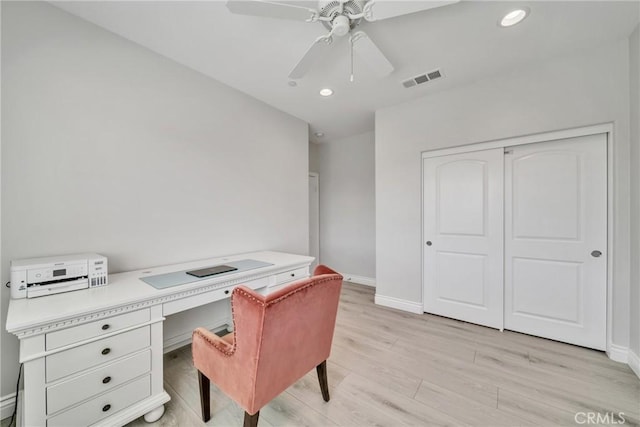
(128, 283), (640, 427)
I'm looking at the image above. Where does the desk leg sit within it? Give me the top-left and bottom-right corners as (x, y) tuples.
(144, 405), (165, 423)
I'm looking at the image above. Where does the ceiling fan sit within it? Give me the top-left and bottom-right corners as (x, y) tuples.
(226, 0), (458, 81)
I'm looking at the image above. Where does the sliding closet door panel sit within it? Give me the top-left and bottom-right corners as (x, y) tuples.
(423, 149), (503, 329)
(504, 134), (607, 350)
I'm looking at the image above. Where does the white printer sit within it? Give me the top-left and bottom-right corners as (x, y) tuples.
(10, 253), (108, 299)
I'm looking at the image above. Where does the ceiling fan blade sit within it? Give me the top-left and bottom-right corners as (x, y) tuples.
(351, 31), (394, 77)
(363, 0), (459, 22)
(289, 35), (334, 79)
(226, 0), (318, 22)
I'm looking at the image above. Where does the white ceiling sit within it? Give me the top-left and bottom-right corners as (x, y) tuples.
(52, 1), (639, 142)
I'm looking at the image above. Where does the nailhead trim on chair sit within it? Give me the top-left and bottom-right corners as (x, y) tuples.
(194, 274), (342, 359)
(234, 275), (341, 307)
(193, 328), (236, 357)
(267, 275), (341, 306)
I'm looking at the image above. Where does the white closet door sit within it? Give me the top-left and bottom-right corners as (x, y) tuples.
(504, 134), (607, 350)
(423, 149), (504, 329)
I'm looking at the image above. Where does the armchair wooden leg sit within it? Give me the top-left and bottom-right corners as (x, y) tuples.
(198, 370), (211, 422)
(243, 411), (259, 427)
(316, 360), (330, 402)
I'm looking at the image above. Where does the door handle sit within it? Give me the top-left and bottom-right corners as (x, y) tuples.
(591, 250), (602, 258)
(426, 241), (432, 246)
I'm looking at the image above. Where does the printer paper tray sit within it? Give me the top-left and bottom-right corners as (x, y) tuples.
(27, 278), (88, 298)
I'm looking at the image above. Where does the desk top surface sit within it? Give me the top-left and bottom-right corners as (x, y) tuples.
(6, 251), (313, 334)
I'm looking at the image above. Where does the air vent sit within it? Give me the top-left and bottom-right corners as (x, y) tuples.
(427, 70), (442, 80)
(415, 74), (429, 84)
(401, 69), (443, 89)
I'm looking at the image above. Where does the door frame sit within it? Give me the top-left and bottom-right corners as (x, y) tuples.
(421, 123), (615, 357)
(309, 172), (320, 269)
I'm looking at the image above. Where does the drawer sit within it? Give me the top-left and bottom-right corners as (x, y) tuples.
(163, 276), (270, 315)
(275, 267), (308, 286)
(47, 375), (150, 427)
(46, 308), (150, 350)
(266, 282), (288, 294)
(47, 350), (151, 414)
(46, 326), (150, 383)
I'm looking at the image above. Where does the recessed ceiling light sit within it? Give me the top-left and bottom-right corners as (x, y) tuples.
(314, 132), (325, 138)
(499, 8), (529, 27)
(319, 88), (333, 97)
(288, 80), (297, 87)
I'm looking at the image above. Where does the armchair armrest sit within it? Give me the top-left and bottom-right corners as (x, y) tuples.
(192, 285), (266, 412)
(192, 327), (235, 357)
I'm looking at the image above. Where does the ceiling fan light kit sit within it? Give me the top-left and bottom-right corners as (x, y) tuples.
(329, 14), (351, 37)
(226, 0), (459, 81)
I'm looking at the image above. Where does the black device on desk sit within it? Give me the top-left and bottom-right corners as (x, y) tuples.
(186, 265), (238, 278)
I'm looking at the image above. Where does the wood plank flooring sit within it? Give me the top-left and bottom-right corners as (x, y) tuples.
(128, 282), (640, 426)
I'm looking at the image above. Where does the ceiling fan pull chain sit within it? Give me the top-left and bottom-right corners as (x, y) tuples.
(350, 34), (355, 82)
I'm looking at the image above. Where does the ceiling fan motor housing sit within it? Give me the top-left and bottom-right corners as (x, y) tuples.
(319, 0), (366, 33)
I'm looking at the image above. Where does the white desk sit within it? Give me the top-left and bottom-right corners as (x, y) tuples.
(5, 251), (313, 427)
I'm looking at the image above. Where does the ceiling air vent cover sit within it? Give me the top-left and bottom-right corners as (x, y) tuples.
(402, 69), (443, 88)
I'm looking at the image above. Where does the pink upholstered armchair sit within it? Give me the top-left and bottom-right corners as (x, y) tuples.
(192, 265), (343, 427)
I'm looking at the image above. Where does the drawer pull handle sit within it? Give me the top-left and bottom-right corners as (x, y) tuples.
(102, 376), (111, 384)
(101, 348), (111, 355)
(290, 273), (295, 277)
(102, 404), (111, 412)
(101, 324), (110, 331)
(224, 290), (230, 295)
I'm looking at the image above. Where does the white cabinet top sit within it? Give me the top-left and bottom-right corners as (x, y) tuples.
(6, 251), (313, 335)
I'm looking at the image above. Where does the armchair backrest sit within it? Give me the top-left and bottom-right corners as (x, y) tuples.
(231, 265), (343, 413)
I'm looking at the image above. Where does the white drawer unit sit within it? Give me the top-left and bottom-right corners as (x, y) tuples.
(47, 375), (151, 427)
(47, 350), (151, 415)
(46, 309), (150, 350)
(46, 326), (150, 382)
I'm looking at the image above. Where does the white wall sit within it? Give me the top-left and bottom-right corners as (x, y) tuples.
(0, 1), (5, 417)
(376, 41), (631, 348)
(317, 132), (375, 279)
(629, 24), (640, 370)
(1, 1), (308, 401)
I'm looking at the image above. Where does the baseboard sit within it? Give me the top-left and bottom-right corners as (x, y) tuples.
(374, 294), (423, 314)
(342, 274), (375, 287)
(628, 349), (640, 380)
(607, 343), (628, 364)
(1, 393), (16, 421)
